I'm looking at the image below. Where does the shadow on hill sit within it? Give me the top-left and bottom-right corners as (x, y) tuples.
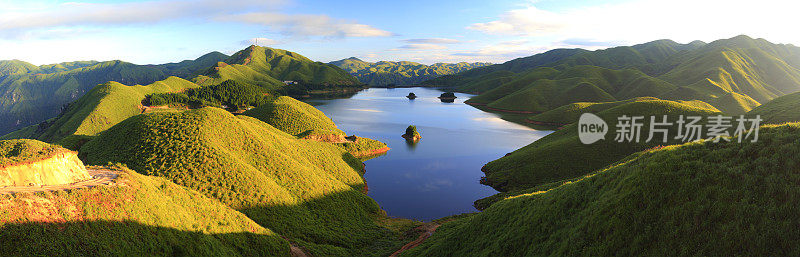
(0, 220), (289, 256)
(239, 185), (403, 257)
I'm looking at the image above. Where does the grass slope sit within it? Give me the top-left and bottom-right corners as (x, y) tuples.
(1, 76), (199, 143)
(481, 99), (721, 192)
(746, 91), (800, 124)
(466, 66), (676, 113)
(0, 60), (169, 135)
(242, 96), (344, 136)
(528, 97), (719, 125)
(0, 165), (288, 256)
(406, 123), (800, 256)
(79, 107), (401, 256)
(439, 35), (800, 115)
(197, 45), (360, 90)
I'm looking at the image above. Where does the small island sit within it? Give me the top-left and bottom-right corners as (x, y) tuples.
(401, 125), (422, 141)
(438, 92), (457, 103)
(406, 92), (417, 99)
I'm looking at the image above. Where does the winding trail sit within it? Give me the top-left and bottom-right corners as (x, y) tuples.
(0, 169), (119, 194)
(390, 224), (440, 257)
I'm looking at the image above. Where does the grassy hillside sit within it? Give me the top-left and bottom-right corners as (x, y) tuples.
(437, 35), (800, 115)
(196, 45), (361, 92)
(0, 139), (69, 166)
(406, 123), (800, 256)
(0, 60), (41, 77)
(480, 99), (721, 192)
(79, 107), (402, 256)
(0, 165), (288, 256)
(0, 60), (169, 135)
(465, 66), (677, 113)
(242, 96), (344, 136)
(330, 57), (491, 86)
(528, 97), (719, 125)
(1, 76), (200, 143)
(746, 91), (800, 124)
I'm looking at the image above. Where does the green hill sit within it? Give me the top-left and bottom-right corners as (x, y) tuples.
(0, 60), (41, 77)
(2, 76), (200, 143)
(0, 60), (169, 135)
(0, 164), (288, 256)
(79, 107), (402, 256)
(465, 66), (677, 113)
(196, 45), (361, 91)
(480, 99), (721, 192)
(746, 91), (800, 124)
(242, 96), (344, 136)
(528, 97), (719, 125)
(434, 35), (800, 115)
(405, 123), (800, 256)
(330, 57), (491, 86)
(0, 46), (356, 138)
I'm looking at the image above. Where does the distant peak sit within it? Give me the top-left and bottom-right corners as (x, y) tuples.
(346, 57), (363, 62)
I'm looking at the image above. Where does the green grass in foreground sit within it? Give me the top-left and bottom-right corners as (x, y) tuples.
(0, 165), (288, 256)
(79, 107), (402, 256)
(406, 123), (800, 256)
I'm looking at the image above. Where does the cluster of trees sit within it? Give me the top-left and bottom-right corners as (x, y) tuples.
(147, 80), (272, 110)
(277, 81), (365, 96)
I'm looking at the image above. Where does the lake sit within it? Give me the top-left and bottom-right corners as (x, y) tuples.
(308, 87), (552, 221)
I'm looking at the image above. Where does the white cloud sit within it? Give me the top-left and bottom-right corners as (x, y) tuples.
(402, 38), (461, 44)
(468, 6), (566, 36)
(468, 0), (800, 45)
(0, 0), (393, 40)
(0, 0), (283, 32)
(242, 37), (280, 46)
(398, 43), (447, 50)
(220, 12), (392, 38)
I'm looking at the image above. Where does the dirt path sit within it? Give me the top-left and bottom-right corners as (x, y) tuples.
(390, 223), (440, 257)
(0, 169), (119, 194)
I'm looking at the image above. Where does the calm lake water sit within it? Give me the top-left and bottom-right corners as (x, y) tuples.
(309, 87), (552, 221)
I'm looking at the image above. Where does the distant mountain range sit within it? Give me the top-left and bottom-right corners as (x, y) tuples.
(330, 57), (491, 86)
(425, 35), (800, 115)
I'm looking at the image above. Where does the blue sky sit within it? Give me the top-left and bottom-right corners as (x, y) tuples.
(0, 0), (798, 65)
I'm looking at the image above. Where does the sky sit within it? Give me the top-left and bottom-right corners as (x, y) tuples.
(0, 0), (799, 65)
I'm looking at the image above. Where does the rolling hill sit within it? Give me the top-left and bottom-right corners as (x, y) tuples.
(0, 60), (168, 135)
(78, 107), (403, 256)
(0, 45), (359, 138)
(405, 123), (800, 256)
(330, 57), (491, 86)
(429, 35), (800, 115)
(0, 51), (230, 136)
(196, 45), (361, 91)
(746, 90), (800, 124)
(480, 99), (721, 192)
(2, 76), (201, 143)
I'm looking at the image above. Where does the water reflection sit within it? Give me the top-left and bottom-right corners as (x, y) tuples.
(308, 87), (552, 220)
